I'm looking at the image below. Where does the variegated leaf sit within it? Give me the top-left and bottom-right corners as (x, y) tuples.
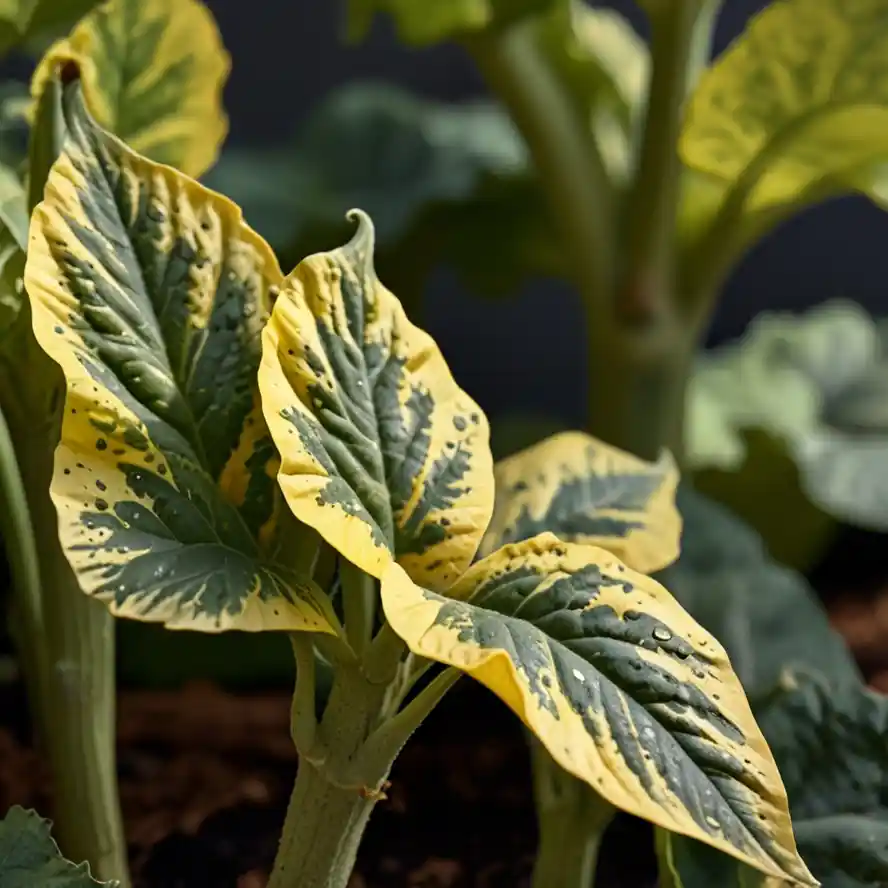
(31, 0), (229, 178)
(381, 533), (815, 885)
(24, 79), (333, 633)
(258, 211), (495, 589)
(480, 431), (680, 574)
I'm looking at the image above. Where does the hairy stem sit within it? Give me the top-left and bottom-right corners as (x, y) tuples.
(268, 665), (392, 888)
(466, 20), (617, 316)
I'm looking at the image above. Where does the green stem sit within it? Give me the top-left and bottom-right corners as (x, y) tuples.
(268, 665), (393, 888)
(465, 21), (617, 315)
(622, 0), (702, 317)
(0, 72), (130, 885)
(530, 738), (614, 888)
(340, 557), (376, 658)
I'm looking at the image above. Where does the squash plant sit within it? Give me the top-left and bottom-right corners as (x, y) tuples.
(15, 66), (816, 888)
(0, 3), (878, 888)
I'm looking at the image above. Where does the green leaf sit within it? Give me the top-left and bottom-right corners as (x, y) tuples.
(687, 300), (888, 533)
(755, 670), (888, 888)
(258, 210), (495, 590)
(681, 0), (888, 214)
(346, 0), (553, 46)
(203, 83), (558, 310)
(24, 79), (334, 633)
(31, 0), (230, 178)
(0, 0), (100, 57)
(656, 486), (859, 700)
(381, 532), (815, 885)
(0, 805), (117, 887)
(479, 430), (681, 574)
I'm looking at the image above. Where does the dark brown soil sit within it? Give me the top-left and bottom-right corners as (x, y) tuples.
(0, 676), (657, 888)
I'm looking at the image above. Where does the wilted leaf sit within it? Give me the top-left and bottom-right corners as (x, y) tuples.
(0, 0), (100, 57)
(687, 300), (888, 532)
(656, 486), (859, 699)
(346, 0), (553, 45)
(479, 431), (680, 574)
(24, 80), (333, 633)
(258, 210), (495, 589)
(755, 670), (888, 888)
(31, 0), (229, 177)
(382, 532), (815, 884)
(0, 805), (117, 887)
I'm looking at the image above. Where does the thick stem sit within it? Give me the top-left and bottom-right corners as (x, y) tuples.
(466, 22), (617, 316)
(269, 758), (376, 888)
(585, 325), (694, 464)
(268, 665), (393, 888)
(530, 738), (614, 888)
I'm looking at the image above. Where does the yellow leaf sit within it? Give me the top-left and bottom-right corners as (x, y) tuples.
(681, 0), (888, 215)
(259, 211), (495, 589)
(24, 79), (333, 633)
(31, 0), (229, 178)
(480, 431), (680, 573)
(382, 533), (817, 886)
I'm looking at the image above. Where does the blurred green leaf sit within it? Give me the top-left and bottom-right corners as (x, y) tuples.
(0, 805), (117, 887)
(754, 670), (888, 888)
(345, 0), (553, 45)
(688, 300), (888, 535)
(0, 0), (100, 57)
(655, 485), (860, 701)
(204, 82), (562, 313)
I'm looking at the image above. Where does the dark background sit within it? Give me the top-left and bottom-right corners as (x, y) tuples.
(202, 0), (888, 429)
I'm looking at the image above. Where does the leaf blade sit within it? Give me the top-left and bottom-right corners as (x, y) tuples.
(382, 532), (816, 885)
(258, 211), (495, 588)
(31, 0), (229, 177)
(480, 431), (680, 573)
(24, 79), (332, 633)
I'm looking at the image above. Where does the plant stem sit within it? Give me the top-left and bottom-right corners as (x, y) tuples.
(621, 0), (701, 318)
(530, 737), (614, 888)
(268, 664), (393, 888)
(465, 21), (617, 316)
(340, 557), (376, 657)
(585, 0), (705, 464)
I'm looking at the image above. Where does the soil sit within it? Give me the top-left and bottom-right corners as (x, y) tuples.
(0, 523), (886, 888)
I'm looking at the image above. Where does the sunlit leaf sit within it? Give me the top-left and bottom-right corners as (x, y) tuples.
(24, 79), (333, 633)
(682, 0), (888, 214)
(258, 210), (495, 589)
(31, 0), (229, 177)
(346, 0), (553, 45)
(0, 805), (117, 887)
(656, 486), (859, 699)
(687, 300), (888, 533)
(755, 670), (888, 888)
(382, 532), (815, 885)
(479, 431), (680, 574)
(0, 0), (100, 57)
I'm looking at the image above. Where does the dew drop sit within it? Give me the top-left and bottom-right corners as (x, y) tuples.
(704, 816), (720, 830)
(572, 668), (585, 682)
(652, 627), (672, 642)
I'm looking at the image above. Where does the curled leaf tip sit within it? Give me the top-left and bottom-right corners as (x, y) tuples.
(344, 207), (376, 258)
